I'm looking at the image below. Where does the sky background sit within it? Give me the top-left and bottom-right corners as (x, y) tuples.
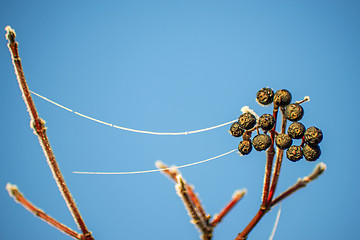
(1, 1), (360, 239)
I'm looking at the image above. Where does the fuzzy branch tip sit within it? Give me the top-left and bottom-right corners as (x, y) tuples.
(6, 183), (20, 201)
(305, 162), (326, 182)
(233, 189), (247, 199)
(5, 26), (16, 43)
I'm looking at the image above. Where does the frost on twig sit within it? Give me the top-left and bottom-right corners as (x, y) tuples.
(270, 162), (326, 207)
(175, 176), (211, 239)
(211, 189), (247, 227)
(5, 25), (93, 240)
(157, 162), (245, 240)
(6, 183), (82, 239)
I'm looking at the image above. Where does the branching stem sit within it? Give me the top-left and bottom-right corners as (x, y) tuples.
(267, 107), (287, 203)
(261, 108), (278, 208)
(5, 26), (93, 240)
(6, 183), (82, 239)
(270, 162), (326, 207)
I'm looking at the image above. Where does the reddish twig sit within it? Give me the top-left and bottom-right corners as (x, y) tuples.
(6, 183), (82, 239)
(270, 162), (326, 207)
(5, 26), (93, 240)
(176, 176), (212, 240)
(211, 189), (246, 227)
(267, 107), (287, 204)
(157, 161), (247, 239)
(156, 161), (210, 226)
(261, 108), (278, 208)
(235, 162), (326, 240)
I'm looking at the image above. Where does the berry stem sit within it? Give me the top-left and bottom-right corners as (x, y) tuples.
(236, 108), (279, 240)
(5, 26), (93, 240)
(267, 108), (287, 203)
(6, 183), (82, 240)
(261, 108), (278, 208)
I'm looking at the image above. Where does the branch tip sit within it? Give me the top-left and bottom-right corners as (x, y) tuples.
(154, 160), (165, 169)
(6, 183), (19, 199)
(305, 162), (326, 182)
(5, 26), (16, 43)
(233, 189), (247, 199)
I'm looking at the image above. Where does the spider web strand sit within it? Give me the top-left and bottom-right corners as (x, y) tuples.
(73, 149), (237, 175)
(30, 90), (236, 136)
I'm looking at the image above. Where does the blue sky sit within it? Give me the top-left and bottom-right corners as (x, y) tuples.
(1, 1), (360, 239)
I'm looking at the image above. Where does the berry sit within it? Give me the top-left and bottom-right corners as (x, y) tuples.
(229, 122), (244, 137)
(238, 140), (252, 155)
(258, 114), (275, 131)
(304, 126), (323, 146)
(285, 103), (304, 122)
(238, 112), (256, 130)
(256, 88), (274, 105)
(275, 133), (293, 150)
(252, 134), (272, 151)
(286, 145), (303, 162)
(274, 89), (292, 108)
(303, 144), (321, 161)
(287, 122), (306, 139)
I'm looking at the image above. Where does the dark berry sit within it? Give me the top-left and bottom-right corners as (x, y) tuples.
(287, 122), (306, 139)
(285, 103), (304, 122)
(304, 126), (323, 146)
(238, 112), (256, 130)
(238, 140), (252, 155)
(258, 114), (275, 131)
(275, 133), (293, 150)
(229, 122), (244, 137)
(303, 144), (321, 161)
(252, 134), (272, 151)
(256, 88), (274, 105)
(274, 89), (292, 108)
(286, 145), (303, 162)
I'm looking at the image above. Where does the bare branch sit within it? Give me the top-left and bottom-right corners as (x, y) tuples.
(211, 189), (246, 227)
(175, 176), (212, 240)
(270, 162), (326, 207)
(6, 183), (82, 239)
(5, 26), (93, 240)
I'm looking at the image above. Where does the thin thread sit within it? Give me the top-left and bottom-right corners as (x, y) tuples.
(30, 90), (237, 136)
(269, 204), (282, 240)
(73, 149), (237, 175)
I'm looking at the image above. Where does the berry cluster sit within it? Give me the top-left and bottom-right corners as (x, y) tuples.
(230, 88), (323, 162)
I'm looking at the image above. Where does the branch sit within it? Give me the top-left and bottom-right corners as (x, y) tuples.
(261, 108), (278, 208)
(5, 26), (93, 240)
(267, 107), (287, 204)
(175, 176), (212, 240)
(211, 189), (246, 227)
(6, 183), (82, 239)
(270, 162), (326, 207)
(156, 161), (210, 223)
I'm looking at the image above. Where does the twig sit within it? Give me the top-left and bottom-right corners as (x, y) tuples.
(156, 161), (210, 227)
(267, 107), (287, 204)
(5, 26), (93, 240)
(270, 163), (326, 207)
(6, 183), (82, 240)
(235, 208), (268, 240)
(261, 108), (278, 208)
(235, 162), (326, 240)
(175, 176), (212, 240)
(211, 189), (246, 227)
